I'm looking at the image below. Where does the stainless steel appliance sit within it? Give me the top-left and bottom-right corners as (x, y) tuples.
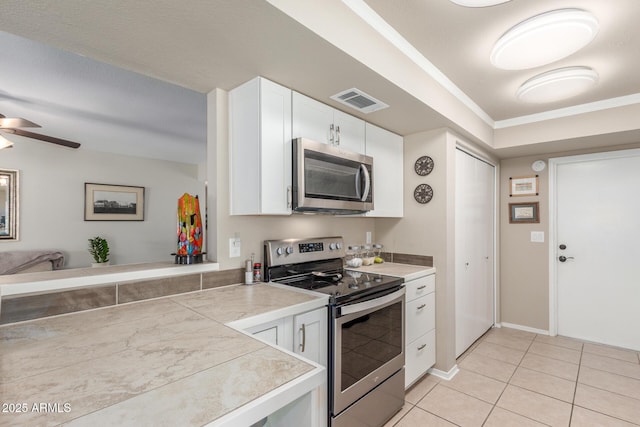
(264, 237), (405, 427)
(292, 138), (374, 214)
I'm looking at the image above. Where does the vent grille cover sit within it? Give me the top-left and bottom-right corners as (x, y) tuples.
(330, 88), (389, 113)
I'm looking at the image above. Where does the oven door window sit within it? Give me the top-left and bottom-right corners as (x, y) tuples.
(304, 151), (371, 202)
(340, 300), (403, 391)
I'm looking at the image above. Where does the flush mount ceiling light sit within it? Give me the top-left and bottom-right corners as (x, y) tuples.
(516, 66), (599, 103)
(491, 9), (599, 70)
(450, 0), (511, 7)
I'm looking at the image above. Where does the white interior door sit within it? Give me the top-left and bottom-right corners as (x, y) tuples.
(554, 151), (640, 351)
(455, 149), (495, 357)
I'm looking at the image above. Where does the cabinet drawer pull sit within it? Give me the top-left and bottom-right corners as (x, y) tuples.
(417, 304), (426, 310)
(417, 344), (427, 351)
(416, 285), (427, 290)
(299, 323), (306, 353)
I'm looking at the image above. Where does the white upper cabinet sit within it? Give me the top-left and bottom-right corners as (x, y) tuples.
(229, 77), (292, 215)
(292, 92), (365, 154)
(365, 123), (403, 217)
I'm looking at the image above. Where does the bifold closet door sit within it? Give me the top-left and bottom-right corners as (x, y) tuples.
(455, 149), (495, 357)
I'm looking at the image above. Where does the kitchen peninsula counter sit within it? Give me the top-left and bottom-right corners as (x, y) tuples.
(0, 283), (328, 426)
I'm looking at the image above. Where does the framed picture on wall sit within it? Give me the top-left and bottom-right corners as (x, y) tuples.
(85, 183), (145, 221)
(509, 202), (539, 224)
(509, 175), (539, 197)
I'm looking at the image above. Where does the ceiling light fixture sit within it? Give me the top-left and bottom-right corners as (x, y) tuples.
(0, 135), (14, 149)
(516, 67), (599, 103)
(449, 0), (511, 7)
(491, 9), (599, 70)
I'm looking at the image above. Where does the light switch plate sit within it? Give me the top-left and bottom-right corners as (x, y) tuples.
(229, 237), (241, 258)
(531, 231), (545, 243)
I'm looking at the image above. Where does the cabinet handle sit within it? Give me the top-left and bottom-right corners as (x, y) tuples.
(417, 285), (427, 290)
(417, 304), (426, 310)
(336, 125), (340, 145)
(299, 323), (306, 353)
(329, 124), (335, 145)
(287, 185), (292, 208)
(417, 344), (427, 351)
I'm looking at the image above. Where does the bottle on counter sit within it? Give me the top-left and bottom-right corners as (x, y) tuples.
(253, 263), (262, 282)
(245, 259), (253, 284)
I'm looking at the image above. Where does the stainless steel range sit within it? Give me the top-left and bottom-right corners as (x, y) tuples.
(264, 237), (405, 427)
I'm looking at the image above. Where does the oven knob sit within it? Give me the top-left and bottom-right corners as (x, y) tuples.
(286, 246), (294, 255)
(276, 247), (284, 256)
(336, 242), (342, 250)
(329, 243), (337, 250)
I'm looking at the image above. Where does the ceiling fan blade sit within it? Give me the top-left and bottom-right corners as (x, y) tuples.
(3, 128), (81, 149)
(0, 117), (41, 128)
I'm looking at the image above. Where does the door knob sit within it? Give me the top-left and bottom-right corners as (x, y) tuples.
(558, 255), (575, 262)
(559, 244), (567, 250)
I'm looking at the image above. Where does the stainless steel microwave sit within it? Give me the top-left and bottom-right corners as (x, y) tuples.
(292, 138), (373, 214)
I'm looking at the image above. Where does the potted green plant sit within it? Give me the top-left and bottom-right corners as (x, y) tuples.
(88, 236), (110, 267)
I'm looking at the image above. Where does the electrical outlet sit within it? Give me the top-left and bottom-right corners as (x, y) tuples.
(229, 237), (241, 257)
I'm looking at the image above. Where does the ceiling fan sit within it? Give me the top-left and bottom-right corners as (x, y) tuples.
(0, 113), (81, 149)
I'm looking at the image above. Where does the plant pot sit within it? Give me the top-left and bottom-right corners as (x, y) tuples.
(91, 261), (111, 268)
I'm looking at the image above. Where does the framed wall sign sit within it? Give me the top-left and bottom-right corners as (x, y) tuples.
(509, 202), (539, 224)
(85, 183), (145, 221)
(510, 175), (539, 197)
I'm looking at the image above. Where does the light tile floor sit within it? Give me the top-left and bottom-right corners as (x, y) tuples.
(385, 327), (640, 426)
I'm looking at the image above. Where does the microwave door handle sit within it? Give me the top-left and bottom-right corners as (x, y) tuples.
(355, 165), (362, 200)
(359, 164), (371, 202)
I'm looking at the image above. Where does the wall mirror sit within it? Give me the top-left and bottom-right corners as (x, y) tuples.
(0, 169), (18, 240)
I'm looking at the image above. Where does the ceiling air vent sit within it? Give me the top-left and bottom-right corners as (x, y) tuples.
(330, 88), (389, 114)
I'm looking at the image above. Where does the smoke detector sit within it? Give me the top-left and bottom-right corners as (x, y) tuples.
(330, 88), (389, 113)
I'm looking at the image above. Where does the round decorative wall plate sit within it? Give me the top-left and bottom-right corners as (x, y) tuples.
(414, 155), (434, 176)
(414, 183), (433, 204)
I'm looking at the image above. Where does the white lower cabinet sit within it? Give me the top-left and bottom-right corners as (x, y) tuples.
(244, 306), (328, 427)
(245, 307), (328, 367)
(246, 317), (294, 352)
(293, 307), (328, 367)
(404, 274), (436, 388)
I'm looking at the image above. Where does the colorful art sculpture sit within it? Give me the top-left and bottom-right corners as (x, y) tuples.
(175, 193), (204, 263)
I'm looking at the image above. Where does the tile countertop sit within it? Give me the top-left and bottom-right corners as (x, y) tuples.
(0, 283), (328, 426)
(348, 262), (435, 281)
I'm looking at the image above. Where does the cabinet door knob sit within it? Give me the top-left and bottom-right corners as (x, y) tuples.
(417, 285), (427, 290)
(417, 304), (426, 310)
(329, 124), (335, 145)
(336, 125), (340, 145)
(417, 344), (427, 351)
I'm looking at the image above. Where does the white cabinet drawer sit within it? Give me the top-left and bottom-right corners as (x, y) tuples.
(406, 292), (435, 344)
(405, 274), (435, 302)
(405, 329), (436, 388)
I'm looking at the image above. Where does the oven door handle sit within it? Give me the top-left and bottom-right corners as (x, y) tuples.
(339, 287), (405, 317)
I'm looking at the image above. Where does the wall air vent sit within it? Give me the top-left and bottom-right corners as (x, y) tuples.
(330, 88), (389, 114)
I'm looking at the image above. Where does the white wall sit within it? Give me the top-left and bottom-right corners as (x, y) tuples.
(0, 138), (204, 268)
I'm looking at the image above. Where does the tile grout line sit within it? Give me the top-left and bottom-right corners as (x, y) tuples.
(479, 330), (538, 426)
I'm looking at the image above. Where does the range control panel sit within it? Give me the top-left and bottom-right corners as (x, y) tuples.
(264, 236), (345, 267)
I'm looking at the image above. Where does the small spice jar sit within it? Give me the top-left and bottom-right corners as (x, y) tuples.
(253, 263), (262, 282)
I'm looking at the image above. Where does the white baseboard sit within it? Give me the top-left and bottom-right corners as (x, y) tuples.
(428, 365), (459, 381)
(500, 322), (549, 336)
